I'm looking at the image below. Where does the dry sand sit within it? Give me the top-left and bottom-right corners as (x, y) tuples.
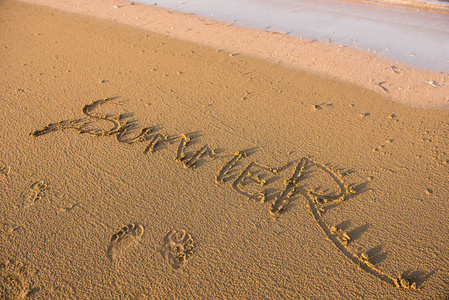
(15, 0), (449, 110)
(1, 0), (448, 299)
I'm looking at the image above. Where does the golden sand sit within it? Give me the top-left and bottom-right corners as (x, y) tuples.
(1, 0), (448, 298)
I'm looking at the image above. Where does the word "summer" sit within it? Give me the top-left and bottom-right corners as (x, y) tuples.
(30, 98), (419, 290)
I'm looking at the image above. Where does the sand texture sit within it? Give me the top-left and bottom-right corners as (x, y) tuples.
(1, 0), (448, 299)
(17, 0), (449, 110)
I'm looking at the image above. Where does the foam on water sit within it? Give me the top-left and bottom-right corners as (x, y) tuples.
(137, 0), (449, 72)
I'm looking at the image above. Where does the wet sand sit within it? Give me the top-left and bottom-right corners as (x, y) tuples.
(138, 0), (449, 72)
(348, 0), (449, 12)
(1, 0), (448, 299)
(17, 0), (449, 109)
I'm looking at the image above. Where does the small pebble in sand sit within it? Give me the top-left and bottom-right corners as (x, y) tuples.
(425, 188), (433, 195)
(425, 81), (440, 87)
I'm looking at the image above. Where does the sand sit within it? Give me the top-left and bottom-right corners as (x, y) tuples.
(351, 0), (449, 12)
(345, 0), (449, 13)
(1, 0), (448, 299)
(13, 0), (449, 110)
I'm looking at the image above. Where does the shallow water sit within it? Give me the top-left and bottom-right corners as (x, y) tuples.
(139, 0), (449, 72)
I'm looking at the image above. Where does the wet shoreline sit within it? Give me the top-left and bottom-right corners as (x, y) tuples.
(139, 0), (449, 72)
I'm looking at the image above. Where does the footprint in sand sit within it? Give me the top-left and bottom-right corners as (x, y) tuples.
(0, 260), (29, 300)
(21, 181), (47, 208)
(162, 229), (194, 269)
(0, 162), (11, 177)
(0, 224), (21, 236)
(106, 224), (144, 262)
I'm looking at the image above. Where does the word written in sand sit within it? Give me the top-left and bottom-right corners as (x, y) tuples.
(30, 98), (419, 290)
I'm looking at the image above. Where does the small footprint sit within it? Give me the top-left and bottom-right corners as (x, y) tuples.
(372, 139), (394, 153)
(21, 181), (47, 208)
(0, 224), (21, 236)
(313, 103), (333, 110)
(0, 164), (10, 176)
(162, 229), (194, 269)
(106, 224), (144, 262)
(0, 260), (30, 300)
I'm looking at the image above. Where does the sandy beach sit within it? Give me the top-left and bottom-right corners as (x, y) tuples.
(1, 0), (448, 299)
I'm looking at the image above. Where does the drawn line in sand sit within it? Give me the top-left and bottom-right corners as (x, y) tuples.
(215, 151), (247, 184)
(223, 155), (417, 288)
(21, 181), (47, 209)
(162, 229), (194, 269)
(31, 98), (424, 290)
(300, 159), (418, 290)
(30, 98), (123, 138)
(106, 224), (144, 262)
(0, 260), (31, 300)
